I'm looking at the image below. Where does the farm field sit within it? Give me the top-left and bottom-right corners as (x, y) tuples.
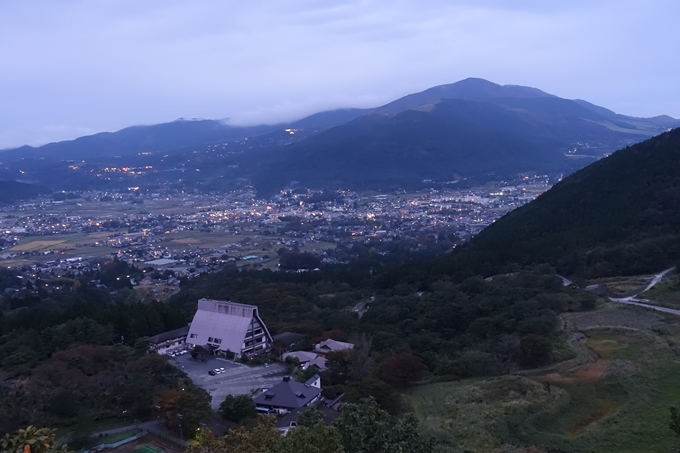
(406, 305), (680, 453)
(1, 197), (209, 218)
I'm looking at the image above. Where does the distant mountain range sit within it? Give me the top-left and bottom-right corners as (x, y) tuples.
(1, 78), (678, 193)
(441, 128), (680, 279)
(7, 120), (277, 159)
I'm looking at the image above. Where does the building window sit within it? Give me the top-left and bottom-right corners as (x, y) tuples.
(254, 329), (262, 335)
(214, 338), (222, 344)
(190, 334), (198, 339)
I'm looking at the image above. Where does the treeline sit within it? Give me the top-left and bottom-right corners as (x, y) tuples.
(179, 264), (596, 411)
(0, 343), (211, 437)
(190, 398), (431, 453)
(0, 180), (51, 205)
(0, 289), (193, 372)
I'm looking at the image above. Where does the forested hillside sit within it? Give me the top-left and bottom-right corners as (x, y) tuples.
(0, 257), (595, 435)
(0, 181), (50, 204)
(442, 128), (680, 278)
(250, 97), (637, 194)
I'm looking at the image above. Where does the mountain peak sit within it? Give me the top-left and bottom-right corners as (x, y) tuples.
(374, 78), (554, 114)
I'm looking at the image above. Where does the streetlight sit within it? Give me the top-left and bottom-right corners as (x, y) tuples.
(177, 413), (184, 441)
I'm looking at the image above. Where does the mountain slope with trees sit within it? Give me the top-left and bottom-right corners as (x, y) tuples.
(244, 80), (676, 193)
(0, 181), (50, 205)
(442, 128), (680, 278)
(1, 79), (677, 194)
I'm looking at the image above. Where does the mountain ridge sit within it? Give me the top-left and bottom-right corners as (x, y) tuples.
(440, 127), (680, 279)
(1, 78), (679, 194)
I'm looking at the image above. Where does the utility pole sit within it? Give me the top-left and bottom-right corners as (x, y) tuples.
(177, 413), (184, 441)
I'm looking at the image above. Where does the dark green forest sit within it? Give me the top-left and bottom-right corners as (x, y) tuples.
(0, 181), (51, 205)
(439, 128), (680, 278)
(4, 128), (680, 445)
(0, 255), (596, 436)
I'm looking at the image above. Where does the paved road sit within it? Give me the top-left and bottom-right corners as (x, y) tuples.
(642, 266), (676, 292)
(608, 296), (680, 316)
(608, 266), (678, 315)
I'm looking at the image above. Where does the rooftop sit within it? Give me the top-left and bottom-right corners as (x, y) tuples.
(253, 376), (322, 410)
(148, 325), (190, 345)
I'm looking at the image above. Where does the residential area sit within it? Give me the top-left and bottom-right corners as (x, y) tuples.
(0, 173), (554, 292)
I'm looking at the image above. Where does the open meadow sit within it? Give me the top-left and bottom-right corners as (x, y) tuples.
(585, 275), (656, 298)
(644, 277), (680, 309)
(407, 305), (680, 453)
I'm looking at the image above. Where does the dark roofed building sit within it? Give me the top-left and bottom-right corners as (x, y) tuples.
(253, 375), (322, 412)
(314, 339), (354, 355)
(148, 325), (190, 354)
(275, 403), (340, 435)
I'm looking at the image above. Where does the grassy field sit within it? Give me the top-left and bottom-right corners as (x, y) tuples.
(163, 230), (258, 250)
(644, 279), (680, 309)
(586, 275), (655, 297)
(11, 239), (68, 251)
(3, 232), (124, 266)
(406, 307), (680, 453)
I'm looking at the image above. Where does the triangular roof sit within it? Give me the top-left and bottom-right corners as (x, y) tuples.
(253, 377), (322, 409)
(282, 351), (318, 363)
(186, 299), (272, 354)
(314, 339), (354, 353)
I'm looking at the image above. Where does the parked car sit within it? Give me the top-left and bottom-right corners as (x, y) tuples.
(208, 370), (216, 376)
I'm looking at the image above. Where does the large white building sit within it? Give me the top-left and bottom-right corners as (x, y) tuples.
(185, 299), (273, 357)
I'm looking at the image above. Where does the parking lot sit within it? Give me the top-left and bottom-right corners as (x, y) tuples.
(170, 353), (288, 409)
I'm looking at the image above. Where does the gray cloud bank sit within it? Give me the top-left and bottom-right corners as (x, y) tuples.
(1, 0), (678, 149)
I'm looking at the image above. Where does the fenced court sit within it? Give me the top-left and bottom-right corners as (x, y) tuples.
(102, 433), (184, 453)
(131, 446), (163, 453)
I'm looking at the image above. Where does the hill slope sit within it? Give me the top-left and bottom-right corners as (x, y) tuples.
(0, 181), (51, 205)
(2, 78), (678, 194)
(6, 120), (278, 159)
(445, 128), (680, 278)
(249, 90), (663, 193)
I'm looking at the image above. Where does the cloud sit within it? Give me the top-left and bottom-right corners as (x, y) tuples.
(0, 0), (678, 148)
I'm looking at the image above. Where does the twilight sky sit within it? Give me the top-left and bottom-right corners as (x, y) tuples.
(1, 0), (678, 149)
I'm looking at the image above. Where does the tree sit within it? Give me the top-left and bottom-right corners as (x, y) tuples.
(222, 417), (282, 453)
(334, 397), (431, 453)
(218, 395), (257, 424)
(670, 406), (680, 437)
(1, 426), (71, 453)
(519, 334), (553, 366)
(154, 388), (212, 436)
(191, 345), (210, 362)
(379, 351), (426, 388)
(281, 423), (344, 453)
(325, 350), (353, 385)
(187, 419), (344, 453)
(296, 406), (324, 428)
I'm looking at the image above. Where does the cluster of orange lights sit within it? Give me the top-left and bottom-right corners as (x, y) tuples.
(100, 165), (154, 173)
